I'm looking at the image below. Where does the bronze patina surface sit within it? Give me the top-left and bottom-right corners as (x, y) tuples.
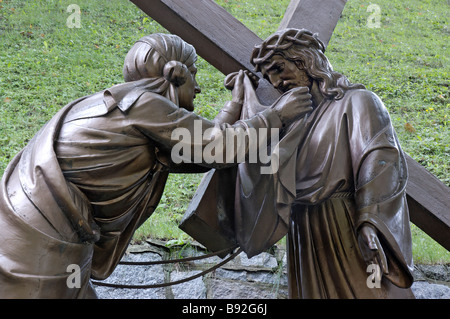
(237, 29), (415, 298)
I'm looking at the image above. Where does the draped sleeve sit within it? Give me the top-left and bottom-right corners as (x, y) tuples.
(346, 90), (414, 287)
(123, 92), (283, 169)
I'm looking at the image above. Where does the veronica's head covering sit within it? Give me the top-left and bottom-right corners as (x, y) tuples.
(118, 34), (197, 106)
(124, 33), (197, 82)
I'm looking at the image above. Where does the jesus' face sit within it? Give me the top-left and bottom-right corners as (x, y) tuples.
(260, 54), (312, 93)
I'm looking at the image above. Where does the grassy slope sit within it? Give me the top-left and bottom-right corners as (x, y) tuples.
(0, 0), (448, 263)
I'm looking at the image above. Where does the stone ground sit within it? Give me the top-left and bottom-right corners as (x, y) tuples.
(93, 240), (450, 299)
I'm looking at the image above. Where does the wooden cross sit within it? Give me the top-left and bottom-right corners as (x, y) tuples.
(130, 0), (449, 251)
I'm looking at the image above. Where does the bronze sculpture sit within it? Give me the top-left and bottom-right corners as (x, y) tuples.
(230, 28), (415, 298)
(0, 33), (312, 298)
(132, 0), (449, 262)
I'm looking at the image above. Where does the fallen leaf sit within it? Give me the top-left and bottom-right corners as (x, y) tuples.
(404, 122), (416, 133)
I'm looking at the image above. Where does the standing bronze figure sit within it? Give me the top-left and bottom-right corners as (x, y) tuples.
(0, 33), (311, 298)
(233, 28), (414, 298)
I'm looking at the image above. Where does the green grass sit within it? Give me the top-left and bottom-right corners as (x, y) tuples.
(0, 0), (448, 263)
(132, 173), (203, 244)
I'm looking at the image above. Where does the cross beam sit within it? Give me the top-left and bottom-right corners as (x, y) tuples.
(130, 0), (450, 251)
(278, 0), (348, 46)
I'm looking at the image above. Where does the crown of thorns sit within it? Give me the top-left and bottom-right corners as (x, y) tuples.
(251, 28), (325, 72)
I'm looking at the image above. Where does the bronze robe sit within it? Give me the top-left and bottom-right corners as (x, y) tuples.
(234, 89), (414, 298)
(0, 79), (282, 298)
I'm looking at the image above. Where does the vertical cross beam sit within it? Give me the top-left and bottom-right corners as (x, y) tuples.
(130, 0), (450, 251)
(278, 0), (348, 47)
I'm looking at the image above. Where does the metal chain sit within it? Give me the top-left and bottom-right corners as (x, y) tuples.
(118, 245), (237, 265)
(91, 246), (242, 289)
